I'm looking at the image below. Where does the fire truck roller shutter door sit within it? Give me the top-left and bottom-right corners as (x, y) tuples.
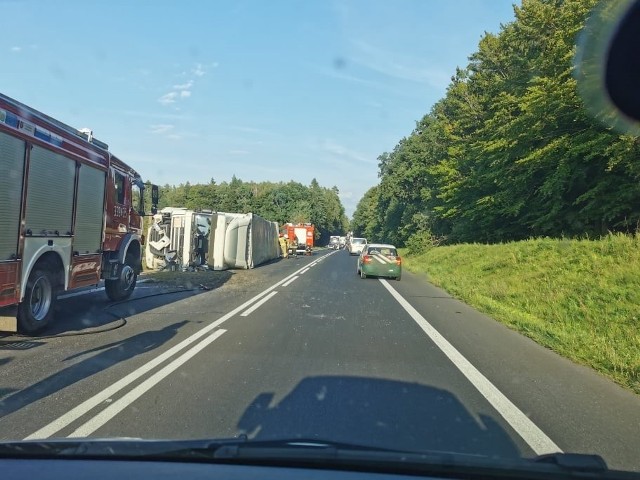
(74, 166), (106, 255)
(0, 132), (25, 261)
(25, 145), (75, 236)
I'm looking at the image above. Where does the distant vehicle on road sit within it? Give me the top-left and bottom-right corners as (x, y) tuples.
(284, 223), (314, 256)
(339, 236), (347, 249)
(348, 237), (367, 255)
(328, 236), (340, 249)
(357, 243), (402, 281)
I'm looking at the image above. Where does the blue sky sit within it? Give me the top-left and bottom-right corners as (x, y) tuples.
(2, 0), (516, 217)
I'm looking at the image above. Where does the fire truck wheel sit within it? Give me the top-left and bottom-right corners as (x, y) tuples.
(105, 254), (138, 302)
(18, 268), (56, 334)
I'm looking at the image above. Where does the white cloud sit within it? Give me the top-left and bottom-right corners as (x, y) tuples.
(322, 140), (375, 165)
(114, 109), (187, 120)
(192, 63), (206, 77)
(320, 68), (382, 89)
(173, 80), (194, 90)
(158, 92), (178, 105)
(11, 45), (39, 53)
(158, 62), (214, 107)
(149, 124), (174, 134)
(230, 125), (267, 134)
(307, 63), (428, 100)
(150, 127), (198, 141)
(350, 39), (450, 88)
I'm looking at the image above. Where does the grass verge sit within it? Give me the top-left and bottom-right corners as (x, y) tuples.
(399, 233), (640, 394)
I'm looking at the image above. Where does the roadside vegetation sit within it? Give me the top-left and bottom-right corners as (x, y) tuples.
(145, 177), (349, 245)
(352, 0), (640, 247)
(400, 234), (640, 394)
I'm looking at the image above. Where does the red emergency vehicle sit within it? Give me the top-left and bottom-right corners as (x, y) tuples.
(283, 223), (314, 256)
(0, 93), (157, 333)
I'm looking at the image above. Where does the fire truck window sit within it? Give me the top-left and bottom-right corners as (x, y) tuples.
(114, 172), (126, 204)
(132, 183), (142, 213)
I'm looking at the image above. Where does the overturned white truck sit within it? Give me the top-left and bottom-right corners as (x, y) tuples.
(145, 208), (280, 271)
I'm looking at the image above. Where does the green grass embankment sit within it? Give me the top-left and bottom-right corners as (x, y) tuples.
(400, 234), (640, 394)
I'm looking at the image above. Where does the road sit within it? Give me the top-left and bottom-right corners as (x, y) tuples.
(1, 249), (639, 471)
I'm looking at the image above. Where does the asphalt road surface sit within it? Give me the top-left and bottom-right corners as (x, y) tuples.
(1, 249), (639, 471)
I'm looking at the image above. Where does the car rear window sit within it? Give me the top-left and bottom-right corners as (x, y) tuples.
(352, 238), (366, 244)
(368, 247), (397, 256)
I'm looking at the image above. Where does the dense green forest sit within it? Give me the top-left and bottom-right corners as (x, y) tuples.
(351, 0), (640, 249)
(150, 177), (349, 244)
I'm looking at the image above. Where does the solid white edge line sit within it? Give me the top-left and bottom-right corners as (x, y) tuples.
(69, 329), (227, 437)
(24, 254), (330, 440)
(378, 279), (562, 456)
(281, 276), (299, 288)
(240, 291), (278, 317)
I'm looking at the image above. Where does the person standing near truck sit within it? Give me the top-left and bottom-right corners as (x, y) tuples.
(278, 233), (289, 258)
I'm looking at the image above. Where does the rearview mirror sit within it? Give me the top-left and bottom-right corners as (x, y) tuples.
(576, 0), (640, 133)
(151, 185), (159, 215)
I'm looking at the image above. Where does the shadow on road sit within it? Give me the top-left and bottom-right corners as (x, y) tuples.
(0, 321), (187, 420)
(238, 375), (522, 459)
(18, 271), (234, 337)
(0, 356), (15, 367)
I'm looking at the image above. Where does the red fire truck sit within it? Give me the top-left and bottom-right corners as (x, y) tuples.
(283, 223), (314, 256)
(0, 93), (157, 333)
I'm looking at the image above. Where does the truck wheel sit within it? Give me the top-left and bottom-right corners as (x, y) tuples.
(105, 254), (137, 302)
(18, 268), (56, 334)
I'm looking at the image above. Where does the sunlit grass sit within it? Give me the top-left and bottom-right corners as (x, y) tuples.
(400, 234), (640, 394)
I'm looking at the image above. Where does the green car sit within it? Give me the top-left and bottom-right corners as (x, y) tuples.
(356, 243), (402, 281)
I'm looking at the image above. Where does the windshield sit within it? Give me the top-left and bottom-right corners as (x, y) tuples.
(2, 0), (640, 476)
(194, 214), (211, 236)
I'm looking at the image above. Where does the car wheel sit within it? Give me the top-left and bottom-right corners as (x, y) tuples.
(105, 253), (138, 301)
(360, 270), (366, 279)
(396, 274), (401, 281)
(18, 267), (57, 334)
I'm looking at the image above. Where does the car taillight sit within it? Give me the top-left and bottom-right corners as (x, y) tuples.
(363, 255), (372, 263)
(395, 256), (402, 266)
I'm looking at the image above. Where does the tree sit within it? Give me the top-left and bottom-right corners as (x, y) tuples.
(354, 0), (640, 246)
